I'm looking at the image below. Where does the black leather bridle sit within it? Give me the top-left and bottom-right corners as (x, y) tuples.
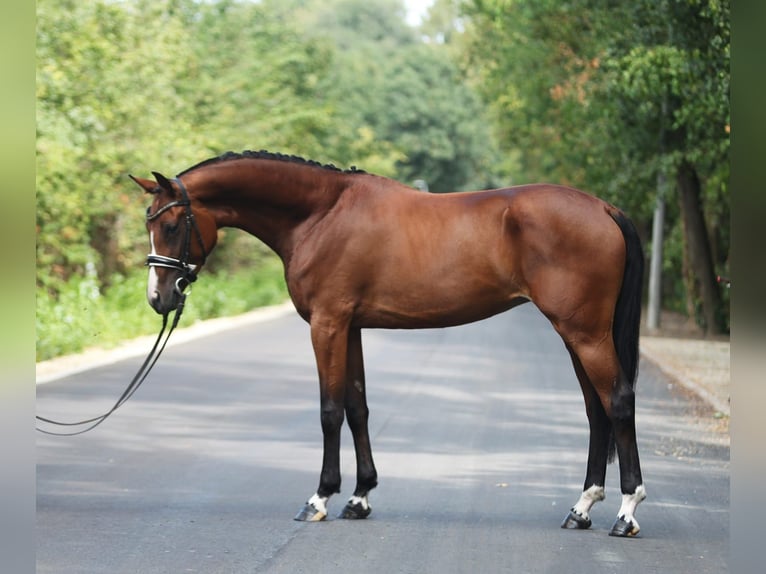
(145, 177), (208, 295)
(36, 178), (208, 436)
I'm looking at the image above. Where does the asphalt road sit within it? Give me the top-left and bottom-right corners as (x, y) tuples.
(37, 305), (729, 573)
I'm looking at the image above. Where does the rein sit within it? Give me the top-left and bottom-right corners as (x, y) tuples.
(37, 177), (203, 436)
(36, 299), (186, 436)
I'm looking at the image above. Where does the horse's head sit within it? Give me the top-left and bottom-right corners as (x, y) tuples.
(130, 172), (218, 316)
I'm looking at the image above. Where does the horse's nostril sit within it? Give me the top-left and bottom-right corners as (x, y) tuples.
(148, 290), (163, 313)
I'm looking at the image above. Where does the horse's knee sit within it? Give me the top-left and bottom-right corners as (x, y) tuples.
(320, 401), (345, 432)
(345, 403), (369, 431)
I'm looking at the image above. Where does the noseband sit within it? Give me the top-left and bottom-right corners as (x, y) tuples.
(145, 177), (208, 295)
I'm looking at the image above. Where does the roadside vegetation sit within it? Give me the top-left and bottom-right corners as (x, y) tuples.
(36, 256), (287, 361)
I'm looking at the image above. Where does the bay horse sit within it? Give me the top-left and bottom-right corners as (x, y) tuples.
(130, 150), (646, 537)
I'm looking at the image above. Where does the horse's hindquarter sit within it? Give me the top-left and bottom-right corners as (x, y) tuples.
(501, 185), (627, 338)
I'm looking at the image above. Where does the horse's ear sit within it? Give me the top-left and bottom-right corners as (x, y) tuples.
(151, 171), (176, 195)
(129, 174), (159, 194)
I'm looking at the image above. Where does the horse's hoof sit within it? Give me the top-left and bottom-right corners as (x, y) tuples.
(294, 502), (327, 522)
(609, 516), (640, 537)
(561, 509), (592, 530)
(338, 500), (372, 520)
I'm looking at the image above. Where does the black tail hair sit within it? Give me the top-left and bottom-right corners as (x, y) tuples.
(605, 210), (644, 462)
(610, 210), (644, 388)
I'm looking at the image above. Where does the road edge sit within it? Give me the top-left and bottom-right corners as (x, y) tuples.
(639, 345), (730, 416)
(36, 301), (296, 385)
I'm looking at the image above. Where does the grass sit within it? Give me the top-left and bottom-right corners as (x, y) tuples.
(36, 257), (289, 362)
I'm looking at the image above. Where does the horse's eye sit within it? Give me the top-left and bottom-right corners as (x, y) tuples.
(163, 222), (180, 236)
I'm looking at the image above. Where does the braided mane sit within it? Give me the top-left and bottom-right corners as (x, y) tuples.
(177, 149), (367, 177)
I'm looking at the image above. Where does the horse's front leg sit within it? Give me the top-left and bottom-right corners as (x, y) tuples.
(338, 327), (378, 519)
(294, 316), (349, 522)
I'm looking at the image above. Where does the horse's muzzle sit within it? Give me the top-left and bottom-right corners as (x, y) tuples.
(147, 280), (187, 316)
(148, 288), (175, 316)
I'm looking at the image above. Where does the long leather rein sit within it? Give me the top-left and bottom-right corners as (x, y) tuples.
(35, 306), (185, 436)
(36, 178), (204, 436)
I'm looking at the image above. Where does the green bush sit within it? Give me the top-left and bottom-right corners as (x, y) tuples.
(36, 257), (288, 362)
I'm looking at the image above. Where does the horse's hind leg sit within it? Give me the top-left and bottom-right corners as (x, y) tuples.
(561, 345), (609, 530)
(608, 365), (646, 537)
(338, 327), (378, 519)
(564, 341), (646, 536)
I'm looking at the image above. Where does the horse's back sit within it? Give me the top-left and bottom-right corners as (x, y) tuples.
(289, 180), (627, 330)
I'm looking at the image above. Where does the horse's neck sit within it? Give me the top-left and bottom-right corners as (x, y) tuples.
(189, 160), (345, 259)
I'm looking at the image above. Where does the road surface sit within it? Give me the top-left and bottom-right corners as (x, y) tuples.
(37, 305), (729, 573)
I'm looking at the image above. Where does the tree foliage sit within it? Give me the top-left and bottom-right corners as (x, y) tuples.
(36, 0), (502, 305)
(36, 0), (730, 360)
(462, 0), (730, 333)
(292, 0), (500, 190)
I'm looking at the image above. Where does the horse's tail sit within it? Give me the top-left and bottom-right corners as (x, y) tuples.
(606, 209), (644, 462)
(610, 209), (644, 387)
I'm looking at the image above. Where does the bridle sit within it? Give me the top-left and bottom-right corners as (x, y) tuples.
(145, 177), (208, 296)
(36, 177), (208, 436)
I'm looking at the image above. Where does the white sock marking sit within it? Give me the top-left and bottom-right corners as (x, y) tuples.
(571, 484), (605, 520)
(348, 495), (370, 510)
(147, 231), (159, 303)
(307, 493), (329, 516)
(616, 484), (646, 531)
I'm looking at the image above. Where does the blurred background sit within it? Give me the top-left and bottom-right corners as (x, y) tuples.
(36, 0), (729, 360)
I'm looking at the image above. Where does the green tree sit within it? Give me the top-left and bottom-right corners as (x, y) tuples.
(176, 0), (336, 158)
(599, 0), (730, 333)
(36, 0), (341, 294)
(298, 0), (502, 190)
(37, 0), (199, 292)
(463, 0), (729, 333)
(36, 0), (507, 359)
(375, 43), (500, 191)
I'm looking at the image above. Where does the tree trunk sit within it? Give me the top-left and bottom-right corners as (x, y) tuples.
(681, 239), (698, 328)
(90, 213), (122, 289)
(676, 161), (723, 334)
